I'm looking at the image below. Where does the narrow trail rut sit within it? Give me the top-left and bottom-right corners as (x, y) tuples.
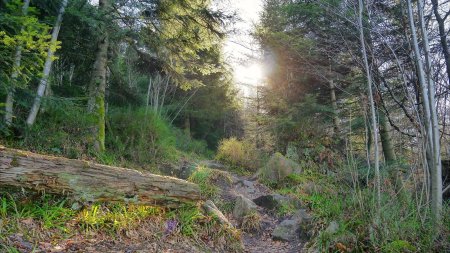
(219, 172), (306, 253)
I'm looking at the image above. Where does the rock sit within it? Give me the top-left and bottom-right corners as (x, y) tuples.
(272, 209), (313, 242)
(293, 209), (312, 221)
(178, 163), (197, 180)
(293, 209), (313, 240)
(158, 161), (196, 180)
(272, 219), (298, 241)
(253, 194), (301, 210)
(256, 153), (301, 183)
(202, 200), (233, 228)
(253, 194), (288, 210)
(326, 221), (339, 234)
(237, 179), (256, 194)
(233, 194), (257, 220)
(71, 202), (82, 211)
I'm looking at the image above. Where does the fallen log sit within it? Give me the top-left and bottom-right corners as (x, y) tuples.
(0, 146), (202, 207)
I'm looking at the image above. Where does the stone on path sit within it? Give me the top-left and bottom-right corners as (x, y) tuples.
(272, 209), (313, 242)
(233, 194), (258, 220)
(272, 219), (299, 241)
(253, 194), (292, 210)
(236, 179), (256, 194)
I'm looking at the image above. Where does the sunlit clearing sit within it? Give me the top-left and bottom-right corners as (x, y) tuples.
(234, 63), (265, 86)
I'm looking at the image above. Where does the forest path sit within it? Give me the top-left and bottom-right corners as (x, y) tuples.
(215, 170), (306, 253)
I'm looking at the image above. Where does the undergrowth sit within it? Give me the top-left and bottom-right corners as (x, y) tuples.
(264, 167), (450, 252)
(2, 105), (212, 170)
(0, 192), (242, 252)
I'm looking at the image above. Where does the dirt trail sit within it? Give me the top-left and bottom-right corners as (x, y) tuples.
(222, 173), (306, 253)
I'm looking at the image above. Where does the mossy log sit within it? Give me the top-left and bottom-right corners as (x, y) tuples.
(0, 146), (202, 207)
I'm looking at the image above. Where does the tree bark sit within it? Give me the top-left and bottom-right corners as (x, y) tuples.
(4, 0), (30, 127)
(358, 0), (381, 211)
(417, 0), (443, 222)
(379, 110), (396, 163)
(26, 0), (69, 127)
(0, 146), (202, 207)
(87, 0), (109, 152)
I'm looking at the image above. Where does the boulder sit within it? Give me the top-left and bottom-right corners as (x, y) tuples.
(178, 163), (197, 180)
(272, 219), (298, 241)
(272, 209), (313, 242)
(236, 179), (256, 194)
(253, 194), (288, 210)
(253, 194), (301, 210)
(256, 153), (301, 183)
(293, 209), (313, 240)
(233, 194), (257, 220)
(158, 161), (196, 180)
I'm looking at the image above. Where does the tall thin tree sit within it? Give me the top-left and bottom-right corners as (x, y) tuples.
(358, 0), (381, 211)
(4, 0), (30, 126)
(26, 0), (69, 126)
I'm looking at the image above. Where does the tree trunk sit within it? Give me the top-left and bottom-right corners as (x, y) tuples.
(417, 0), (443, 222)
(0, 146), (202, 207)
(379, 110), (396, 163)
(87, 0), (109, 152)
(4, 0), (30, 127)
(358, 0), (381, 211)
(26, 0), (68, 127)
(430, 0), (450, 85)
(329, 80), (340, 136)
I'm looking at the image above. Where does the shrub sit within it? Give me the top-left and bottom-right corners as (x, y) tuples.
(106, 108), (177, 164)
(215, 137), (260, 171)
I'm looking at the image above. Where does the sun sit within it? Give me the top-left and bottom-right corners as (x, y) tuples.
(234, 62), (265, 86)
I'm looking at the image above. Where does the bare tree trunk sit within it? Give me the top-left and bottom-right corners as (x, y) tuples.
(358, 0), (381, 211)
(26, 0), (69, 127)
(0, 146), (202, 207)
(417, 0), (443, 222)
(145, 76), (152, 115)
(4, 0), (30, 127)
(87, 0), (109, 152)
(329, 80), (340, 136)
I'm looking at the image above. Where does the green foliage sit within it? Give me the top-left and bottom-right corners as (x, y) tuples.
(173, 127), (212, 158)
(106, 108), (178, 164)
(0, 0), (52, 89)
(77, 203), (162, 233)
(188, 166), (232, 199)
(144, 0), (227, 89)
(0, 193), (75, 232)
(166, 204), (243, 252)
(16, 98), (92, 158)
(216, 137), (261, 171)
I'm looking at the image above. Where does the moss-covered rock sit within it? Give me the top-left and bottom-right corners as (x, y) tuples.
(257, 153), (301, 183)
